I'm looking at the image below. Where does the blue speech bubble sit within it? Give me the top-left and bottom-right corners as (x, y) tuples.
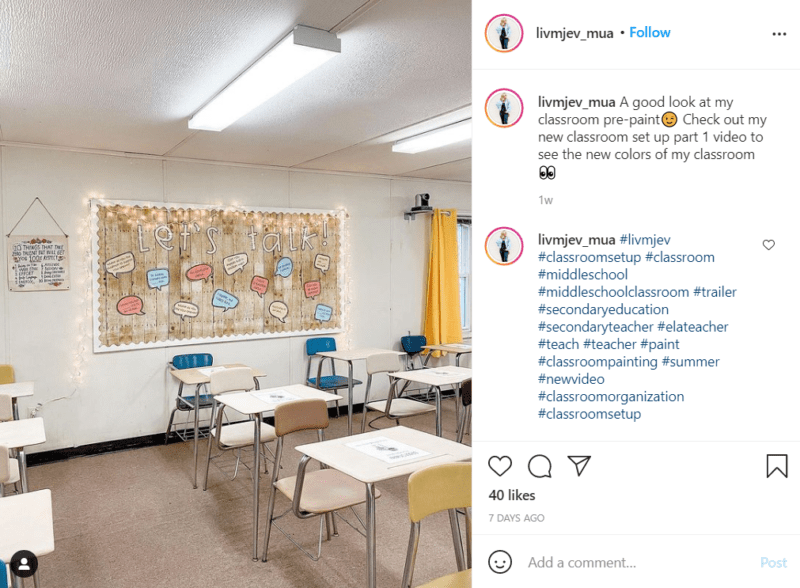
(314, 304), (333, 322)
(275, 257), (294, 278)
(146, 268), (170, 291)
(212, 289), (239, 312)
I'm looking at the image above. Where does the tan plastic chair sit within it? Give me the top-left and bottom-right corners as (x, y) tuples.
(0, 444), (20, 498)
(262, 398), (380, 562)
(0, 365), (14, 385)
(202, 368), (277, 490)
(361, 353), (436, 433)
(0, 394), (12, 422)
(402, 463), (472, 588)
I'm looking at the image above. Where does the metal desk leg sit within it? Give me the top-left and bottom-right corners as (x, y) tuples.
(12, 399), (20, 420)
(252, 417), (262, 561)
(366, 483), (377, 588)
(192, 384), (201, 489)
(17, 449), (28, 493)
(455, 353), (462, 367)
(347, 361), (354, 436)
(448, 508), (466, 571)
(434, 386), (442, 437)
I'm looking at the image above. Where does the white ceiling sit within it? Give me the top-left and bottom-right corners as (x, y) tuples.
(0, 0), (471, 181)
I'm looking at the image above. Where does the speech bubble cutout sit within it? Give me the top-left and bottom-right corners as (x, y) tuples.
(314, 304), (333, 322)
(212, 289), (239, 312)
(269, 301), (289, 323)
(223, 253), (248, 275)
(117, 295), (145, 316)
(275, 257), (293, 278)
(173, 301), (199, 320)
(528, 455), (552, 478)
(146, 268), (170, 291)
(314, 254), (331, 273)
(186, 264), (213, 281)
(250, 276), (269, 298)
(304, 281), (321, 299)
(106, 252), (135, 278)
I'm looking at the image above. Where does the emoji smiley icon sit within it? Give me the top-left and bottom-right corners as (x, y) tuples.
(539, 165), (556, 180)
(662, 111), (678, 127)
(488, 550), (513, 574)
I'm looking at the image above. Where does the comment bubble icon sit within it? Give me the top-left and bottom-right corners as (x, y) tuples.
(116, 295), (145, 316)
(146, 268), (170, 291)
(269, 301), (289, 323)
(304, 281), (321, 299)
(186, 264), (213, 281)
(275, 257), (294, 278)
(314, 304), (333, 322)
(528, 454), (552, 478)
(212, 289), (239, 312)
(173, 301), (199, 320)
(106, 252), (135, 278)
(314, 254), (331, 273)
(250, 276), (269, 298)
(223, 253), (248, 275)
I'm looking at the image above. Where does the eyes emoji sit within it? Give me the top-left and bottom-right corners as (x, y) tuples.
(539, 165), (556, 180)
(662, 112), (678, 127)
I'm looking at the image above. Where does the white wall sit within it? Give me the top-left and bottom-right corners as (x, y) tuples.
(0, 145), (470, 452)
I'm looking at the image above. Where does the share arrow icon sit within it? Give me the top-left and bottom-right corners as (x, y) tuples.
(568, 456), (591, 477)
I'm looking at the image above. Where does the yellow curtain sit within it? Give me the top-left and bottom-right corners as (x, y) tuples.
(424, 209), (462, 357)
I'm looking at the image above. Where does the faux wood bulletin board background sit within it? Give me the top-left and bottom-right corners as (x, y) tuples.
(90, 200), (344, 352)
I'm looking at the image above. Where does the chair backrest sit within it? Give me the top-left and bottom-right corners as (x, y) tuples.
(0, 445), (12, 484)
(0, 394), (12, 422)
(366, 352), (403, 375)
(401, 336), (427, 355)
(408, 462), (471, 523)
(172, 353), (213, 370)
(274, 399), (329, 437)
(306, 337), (336, 356)
(461, 379), (472, 407)
(0, 365), (14, 385)
(210, 368), (254, 394)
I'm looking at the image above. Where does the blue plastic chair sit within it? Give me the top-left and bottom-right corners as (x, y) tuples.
(401, 335), (428, 369)
(305, 338), (362, 416)
(165, 353), (214, 443)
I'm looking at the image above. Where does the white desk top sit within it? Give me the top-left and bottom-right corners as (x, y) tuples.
(0, 417), (46, 448)
(423, 344), (472, 353)
(170, 363), (266, 385)
(316, 348), (405, 362)
(296, 426), (472, 484)
(215, 384), (340, 415)
(0, 381), (34, 399)
(389, 366), (472, 387)
(0, 489), (54, 561)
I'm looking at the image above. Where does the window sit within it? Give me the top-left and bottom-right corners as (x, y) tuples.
(456, 220), (471, 332)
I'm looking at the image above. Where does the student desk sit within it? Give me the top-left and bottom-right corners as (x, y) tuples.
(295, 426), (472, 588)
(0, 381), (34, 420)
(0, 417), (46, 492)
(422, 344), (472, 367)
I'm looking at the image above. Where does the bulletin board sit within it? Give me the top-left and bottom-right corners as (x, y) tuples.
(91, 199), (345, 352)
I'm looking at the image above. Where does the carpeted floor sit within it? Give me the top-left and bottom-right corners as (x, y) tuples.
(24, 400), (470, 588)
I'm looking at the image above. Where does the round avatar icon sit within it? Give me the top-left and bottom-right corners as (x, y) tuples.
(489, 550), (513, 574)
(485, 88), (523, 128)
(485, 14), (523, 52)
(485, 227), (523, 265)
(662, 111), (678, 127)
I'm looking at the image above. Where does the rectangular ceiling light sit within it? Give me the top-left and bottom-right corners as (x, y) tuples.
(392, 119), (472, 154)
(189, 26), (341, 132)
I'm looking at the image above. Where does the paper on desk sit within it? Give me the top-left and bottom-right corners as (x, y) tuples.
(430, 369), (456, 376)
(447, 344), (471, 349)
(250, 390), (301, 405)
(346, 436), (430, 464)
(197, 366), (228, 377)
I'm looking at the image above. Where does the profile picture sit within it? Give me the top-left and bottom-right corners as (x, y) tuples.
(485, 227), (523, 265)
(485, 89), (523, 128)
(485, 15), (523, 52)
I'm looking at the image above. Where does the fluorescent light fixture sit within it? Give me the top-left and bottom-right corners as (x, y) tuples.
(392, 119), (472, 154)
(189, 26), (341, 131)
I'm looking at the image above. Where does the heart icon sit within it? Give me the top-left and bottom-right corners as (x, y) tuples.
(763, 240), (775, 250)
(488, 456), (513, 477)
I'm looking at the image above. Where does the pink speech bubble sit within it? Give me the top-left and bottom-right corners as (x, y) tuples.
(117, 295), (145, 316)
(250, 276), (269, 298)
(304, 281), (321, 299)
(186, 264), (213, 281)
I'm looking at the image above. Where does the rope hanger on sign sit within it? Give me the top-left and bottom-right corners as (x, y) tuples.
(7, 197), (69, 238)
